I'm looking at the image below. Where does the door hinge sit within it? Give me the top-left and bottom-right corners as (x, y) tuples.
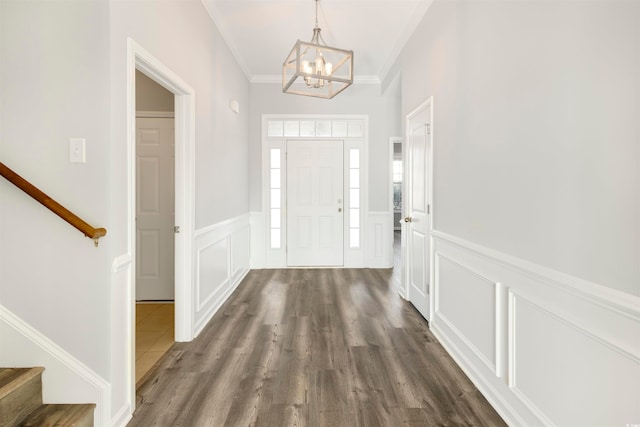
(174, 226), (180, 234)
(427, 204), (430, 215)
(426, 123), (431, 135)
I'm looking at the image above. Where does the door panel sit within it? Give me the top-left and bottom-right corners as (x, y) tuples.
(287, 140), (344, 266)
(136, 117), (175, 301)
(405, 101), (432, 320)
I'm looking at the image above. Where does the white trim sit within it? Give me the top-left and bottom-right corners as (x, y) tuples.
(194, 212), (250, 237)
(0, 305), (111, 427)
(431, 229), (640, 319)
(111, 254), (132, 273)
(377, 0), (435, 83)
(431, 321), (527, 427)
(192, 213), (251, 335)
(126, 38), (196, 418)
(196, 236), (231, 312)
(110, 403), (132, 427)
(249, 212), (265, 269)
(434, 252), (498, 374)
(431, 229), (640, 426)
(135, 110), (174, 118)
(200, 0), (252, 80)
(261, 114), (369, 269)
(510, 289), (639, 365)
(495, 281), (506, 379)
(366, 211), (394, 268)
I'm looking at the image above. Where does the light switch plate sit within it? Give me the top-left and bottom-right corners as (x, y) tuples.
(69, 138), (86, 163)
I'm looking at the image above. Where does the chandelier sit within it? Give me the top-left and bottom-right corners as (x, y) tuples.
(282, 0), (353, 99)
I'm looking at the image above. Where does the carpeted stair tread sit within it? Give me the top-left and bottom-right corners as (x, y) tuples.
(18, 403), (96, 427)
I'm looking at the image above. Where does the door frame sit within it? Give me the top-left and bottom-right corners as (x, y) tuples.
(402, 97), (434, 321)
(126, 39), (195, 407)
(260, 115), (369, 268)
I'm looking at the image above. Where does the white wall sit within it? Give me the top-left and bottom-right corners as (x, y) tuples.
(249, 82), (401, 213)
(400, 1), (640, 425)
(403, 0), (639, 296)
(1, 0), (251, 425)
(110, 0), (250, 232)
(0, 0), (112, 377)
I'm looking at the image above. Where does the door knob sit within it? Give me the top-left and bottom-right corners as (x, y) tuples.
(404, 216), (412, 223)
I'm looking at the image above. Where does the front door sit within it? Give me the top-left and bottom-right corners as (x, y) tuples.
(287, 140), (344, 266)
(136, 116), (175, 300)
(405, 99), (432, 320)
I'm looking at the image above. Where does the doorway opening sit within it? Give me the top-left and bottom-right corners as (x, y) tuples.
(134, 70), (175, 384)
(127, 38), (196, 412)
(390, 137), (403, 290)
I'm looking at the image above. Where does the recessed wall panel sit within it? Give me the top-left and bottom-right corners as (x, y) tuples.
(197, 238), (229, 310)
(437, 255), (496, 371)
(511, 294), (640, 427)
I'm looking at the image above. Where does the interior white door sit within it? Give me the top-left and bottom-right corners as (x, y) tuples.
(405, 101), (432, 320)
(287, 140), (344, 266)
(136, 117), (175, 300)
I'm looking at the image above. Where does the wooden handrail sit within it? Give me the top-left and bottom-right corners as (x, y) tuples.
(0, 161), (106, 246)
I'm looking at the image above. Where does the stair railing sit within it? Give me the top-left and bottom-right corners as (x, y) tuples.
(0, 161), (107, 247)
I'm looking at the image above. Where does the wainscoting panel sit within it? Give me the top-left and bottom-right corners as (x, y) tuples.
(435, 254), (497, 374)
(509, 291), (639, 427)
(194, 214), (250, 335)
(366, 211), (393, 268)
(430, 230), (640, 427)
(196, 237), (229, 311)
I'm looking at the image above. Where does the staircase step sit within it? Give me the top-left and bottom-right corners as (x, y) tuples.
(0, 367), (45, 427)
(18, 403), (95, 427)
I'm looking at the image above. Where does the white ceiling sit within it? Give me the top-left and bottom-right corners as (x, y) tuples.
(201, 0), (432, 84)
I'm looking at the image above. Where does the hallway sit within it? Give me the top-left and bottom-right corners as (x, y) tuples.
(128, 268), (505, 426)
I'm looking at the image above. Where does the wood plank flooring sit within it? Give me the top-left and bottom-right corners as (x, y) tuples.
(128, 269), (506, 427)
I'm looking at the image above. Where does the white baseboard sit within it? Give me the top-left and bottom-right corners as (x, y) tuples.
(0, 305), (111, 427)
(430, 230), (640, 426)
(110, 403), (132, 427)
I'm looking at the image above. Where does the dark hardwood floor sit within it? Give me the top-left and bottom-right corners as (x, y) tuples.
(128, 268), (506, 427)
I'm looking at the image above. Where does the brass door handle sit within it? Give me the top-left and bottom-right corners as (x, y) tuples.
(404, 216), (412, 223)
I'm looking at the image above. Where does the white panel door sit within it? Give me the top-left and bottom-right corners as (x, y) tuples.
(287, 140), (344, 266)
(405, 101), (432, 320)
(136, 117), (175, 300)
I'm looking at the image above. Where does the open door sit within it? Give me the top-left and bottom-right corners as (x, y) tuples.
(403, 98), (433, 321)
